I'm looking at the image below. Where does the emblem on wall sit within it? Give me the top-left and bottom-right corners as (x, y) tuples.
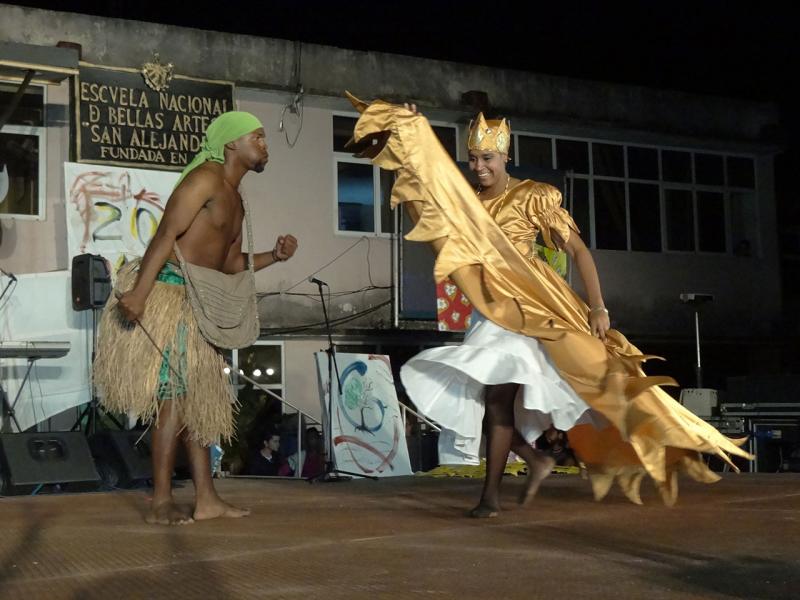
(141, 53), (174, 92)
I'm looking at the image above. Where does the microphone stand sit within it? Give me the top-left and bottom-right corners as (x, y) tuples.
(307, 278), (377, 483)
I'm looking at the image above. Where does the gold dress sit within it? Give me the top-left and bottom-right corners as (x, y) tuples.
(402, 180), (601, 467)
(347, 93), (751, 505)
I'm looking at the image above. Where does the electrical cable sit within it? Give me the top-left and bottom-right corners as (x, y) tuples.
(261, 300), (391, 335)
(274, 236), (370, 296)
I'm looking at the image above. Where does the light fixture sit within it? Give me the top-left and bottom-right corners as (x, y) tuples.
(253, 369), (262, 377)
(223, 366), (231, 374)
(266, 367), (275, 376)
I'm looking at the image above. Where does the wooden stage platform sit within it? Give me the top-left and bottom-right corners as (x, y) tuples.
(0, 473), (798, 599)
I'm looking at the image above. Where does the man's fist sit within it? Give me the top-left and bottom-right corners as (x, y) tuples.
(117, 290), (147, 322)
(274, 234), (298, 261)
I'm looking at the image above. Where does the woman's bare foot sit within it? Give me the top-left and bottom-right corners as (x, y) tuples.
(193, 497), (251, 521)
(468, 503), (500, 518)
(145, 500), (195, 525)
(519, 455), (556, 506)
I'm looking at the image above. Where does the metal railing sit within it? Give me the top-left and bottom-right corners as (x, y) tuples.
(234, 371), (322, 479)
(398, 401), (442, 433)
(234, 372), (442, 479)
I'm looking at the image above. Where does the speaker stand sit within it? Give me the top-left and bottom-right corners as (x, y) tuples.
(71, 307), (123, 434)
(0, 357), (34, 433)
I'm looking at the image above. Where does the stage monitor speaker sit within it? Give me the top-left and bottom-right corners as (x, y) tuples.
(71, 253), (111, 311)
(0, 432), (100, 495)
(752, 420), (800, 473)
(89, 430), (190, 488)
(680, 388), (718, 417)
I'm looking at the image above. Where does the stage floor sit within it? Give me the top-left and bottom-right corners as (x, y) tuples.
(0, 473), (797, 599)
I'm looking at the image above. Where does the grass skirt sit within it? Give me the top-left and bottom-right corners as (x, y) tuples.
(94, 260), (236, 446)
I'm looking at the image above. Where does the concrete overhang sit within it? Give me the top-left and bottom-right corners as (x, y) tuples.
(0, 41), (79, 85)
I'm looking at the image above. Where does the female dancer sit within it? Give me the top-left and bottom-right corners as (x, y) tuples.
(401, 112), (608, 517)
(347, 94), (750, 517)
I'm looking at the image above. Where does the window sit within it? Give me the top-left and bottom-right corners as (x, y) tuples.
(517, 135), (553, 170)
(0, 81), (46, 220)
(336, 160), (375, 233)
(662, 150), (692, 183)
(627, 146), (658, 180)
(665, 189), (695, 251)
(694, 153), (724, 186)
(593, 143), (624, 178)
(431, 125), (458, 161)
(727, 156), (755, 188)
(234, 342), (284, 391)
(508, 126), (757, 256)
(730, 191), (758, 256)
(629, 183), (661, 252)
(570, 178), (591, 240)
(697, 191), (727, 252)
(555, 139), (589, 173)
(333, 114), (457, 236)
(594, 180), (627, 250)
(226, 342), (286, 475)
(575, 138), (753, 254)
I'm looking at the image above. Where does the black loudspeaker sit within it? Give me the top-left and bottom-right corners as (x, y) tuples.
(89, 430), (190, 488)
(0, 432), (100, 495)
(89, 430), (153, 487)
(71, 253), (111, 311)
(406, 428), (440, 472)
(752, 421), (800, 473)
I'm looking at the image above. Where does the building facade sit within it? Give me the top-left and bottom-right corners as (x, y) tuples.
(0, 4), (783, 424)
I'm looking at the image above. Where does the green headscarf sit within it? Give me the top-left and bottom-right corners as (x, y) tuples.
(175, 111), (264, 187)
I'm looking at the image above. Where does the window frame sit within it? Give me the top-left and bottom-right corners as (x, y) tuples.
(232, 340), (286, 392)
(512, 128), (759, 256)
(0, 80), (48, 221)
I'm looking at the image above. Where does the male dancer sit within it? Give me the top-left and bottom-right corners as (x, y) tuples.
(95, 112), (297, 524)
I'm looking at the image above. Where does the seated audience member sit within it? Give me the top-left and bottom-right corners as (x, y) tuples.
(244, 428), (283, 476)
(279, 427), (325, 477)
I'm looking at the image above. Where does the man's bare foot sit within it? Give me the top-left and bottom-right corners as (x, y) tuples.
(145, 500), (195, 525)
(519, 455), (556, 506)
(193, 497), (251, 521)
(468, 503), (499, 518)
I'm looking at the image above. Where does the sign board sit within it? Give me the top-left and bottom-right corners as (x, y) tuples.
(75, 60), (233, 170)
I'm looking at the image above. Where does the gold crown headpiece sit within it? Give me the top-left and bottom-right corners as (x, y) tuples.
(467, 112), (511, 155)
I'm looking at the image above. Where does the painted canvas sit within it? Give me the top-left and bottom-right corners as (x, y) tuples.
(315, 352), (412, 477)
(64, 162), (179, 274)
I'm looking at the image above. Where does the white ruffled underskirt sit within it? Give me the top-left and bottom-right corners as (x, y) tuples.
(400, 311), (603, 465)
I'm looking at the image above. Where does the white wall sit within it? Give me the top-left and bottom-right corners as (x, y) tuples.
(236, 91), (392, 322)
(283, 338), (327, 422)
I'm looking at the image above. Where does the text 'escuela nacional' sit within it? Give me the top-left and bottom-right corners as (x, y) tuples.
(75, 63), (234, 170)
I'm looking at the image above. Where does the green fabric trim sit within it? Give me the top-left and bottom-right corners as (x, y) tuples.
(157, 320), (188, 401)
(156, 262), (185, 285)
(174, 111), (263, 187)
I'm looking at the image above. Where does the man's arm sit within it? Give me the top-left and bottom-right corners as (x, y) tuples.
(222, 234), (298, 274)
(117, 170), (217, 321)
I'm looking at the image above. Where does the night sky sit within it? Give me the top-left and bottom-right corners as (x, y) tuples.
(9, 0), (800, 224)
(9, 1), (795, 99)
